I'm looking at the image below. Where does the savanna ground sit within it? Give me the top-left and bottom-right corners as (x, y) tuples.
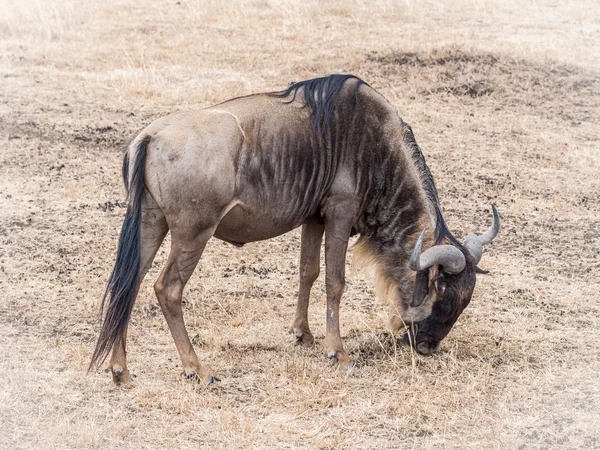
(1, 0), (599, 448)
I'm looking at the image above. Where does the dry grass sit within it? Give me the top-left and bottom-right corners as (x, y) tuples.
(1, 0), (599, 448)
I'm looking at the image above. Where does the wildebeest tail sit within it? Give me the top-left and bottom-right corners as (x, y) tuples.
(89, 135), (150, 370)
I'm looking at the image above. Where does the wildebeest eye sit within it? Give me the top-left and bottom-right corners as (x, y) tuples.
(433, 277), (446, 296)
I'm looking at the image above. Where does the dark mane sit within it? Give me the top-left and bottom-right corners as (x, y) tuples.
(402, 124), (463, 248)
(274, 75), (461, 249)
(272, 74), (365, 134)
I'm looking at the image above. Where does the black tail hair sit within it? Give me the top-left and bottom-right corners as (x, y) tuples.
(272, 74), (365, 134)
(89, 136), (150, 370)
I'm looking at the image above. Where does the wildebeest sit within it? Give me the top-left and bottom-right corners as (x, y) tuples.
(90, 75), (499, 385)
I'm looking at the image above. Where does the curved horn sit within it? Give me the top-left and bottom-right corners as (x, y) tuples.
(464, 204), (501, 265)
(408, 229), (426, 272)
(409, 229), (466, 274)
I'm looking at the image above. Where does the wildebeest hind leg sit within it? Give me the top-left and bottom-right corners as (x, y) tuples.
(110, 194), (168, 384)
(154, 227), (219, 385)
(291, 223), (324, 347)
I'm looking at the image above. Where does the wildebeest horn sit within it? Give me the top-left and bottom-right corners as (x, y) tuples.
(409, 229), (466, 274)
(463, 204), (500, 265)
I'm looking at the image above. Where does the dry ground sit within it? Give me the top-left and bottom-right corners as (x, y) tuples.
(1, 0), (599, 448)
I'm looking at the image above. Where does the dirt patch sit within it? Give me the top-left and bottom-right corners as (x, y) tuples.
(368, 48), (599, 122)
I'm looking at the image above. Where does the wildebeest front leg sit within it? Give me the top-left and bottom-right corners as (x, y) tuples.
(291, 223), (324, 347)
(154, 228), (219, 385)
(323, 213), (354, 369)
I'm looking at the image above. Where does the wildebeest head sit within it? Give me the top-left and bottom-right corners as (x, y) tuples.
(402, 205), (500, 355)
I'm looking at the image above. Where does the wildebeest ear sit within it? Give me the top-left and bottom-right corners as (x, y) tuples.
(475, 266), (489, 274)
(411, 270), (429, 307)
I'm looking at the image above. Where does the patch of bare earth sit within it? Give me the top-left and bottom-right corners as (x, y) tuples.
(1, 1), (599, 448)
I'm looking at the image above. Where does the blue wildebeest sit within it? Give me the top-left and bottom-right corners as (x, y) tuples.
(90, 75), (499, 385)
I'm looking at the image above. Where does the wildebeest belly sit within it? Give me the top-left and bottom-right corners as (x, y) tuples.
(214, 201), (320, 245)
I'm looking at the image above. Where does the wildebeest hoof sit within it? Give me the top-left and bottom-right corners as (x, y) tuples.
(207, 376), (221, 385)
(326, 350), (354, 371)
(294, 330), (315, 347)
(111, 366), (132, 385)
(184, 370), (197, 379)
(338, 359), (356, 373)
(416, 340), (440, 356)
(183, 370), (221, 385)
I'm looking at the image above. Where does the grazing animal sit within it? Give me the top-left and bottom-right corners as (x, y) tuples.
(90, 75), (500, 385)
